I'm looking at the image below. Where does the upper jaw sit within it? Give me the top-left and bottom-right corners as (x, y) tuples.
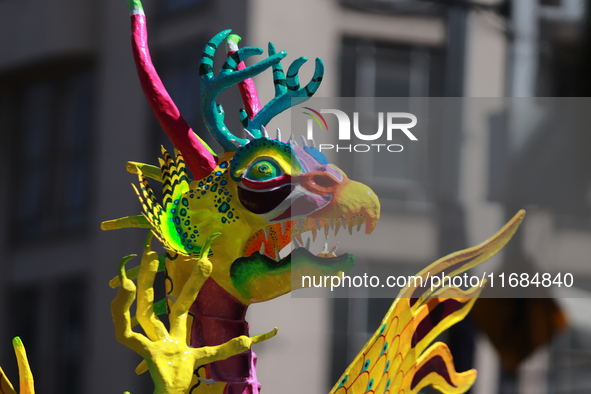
(242, 175), (380, 261)
(267, 185), (333, 222)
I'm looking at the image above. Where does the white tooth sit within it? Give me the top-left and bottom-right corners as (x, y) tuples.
(230, 139), (244, 148)
(300, 135), (308, 147)
(264, 227), (269, 241)
(330, 242), (340, 254)
(292, 237), (302, 248)
(322, 242), (329, 253)
(261, 125), (269, 138)
(281, 221), (286, 236)
(340, 217), (347, 228)
(308, 138), (316, 148)
(274, 247), (280, 261)
(289, 134), (299, 146)
(244, 129), (256, 140)
(260, 242), (265, 255)
(305, 238), (311, 250)
(314, 219), (320, 229)
(276, 128), (282, 141)
(330, 221), (335, 230)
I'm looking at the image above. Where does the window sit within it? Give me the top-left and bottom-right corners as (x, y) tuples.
(159, 0), (211, 15)
(153, 41), (220, 158)
(5, 65), (95, 243)
(3, 277), (86, 394)
(339, 37), (444, 206)
(340, 37), (443, 98)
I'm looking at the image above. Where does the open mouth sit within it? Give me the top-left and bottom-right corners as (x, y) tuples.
(230, 218), (368, 302)
(231, 180), (379, 302)
(243, 214), (375, 262)
(229, 235), (358, 302)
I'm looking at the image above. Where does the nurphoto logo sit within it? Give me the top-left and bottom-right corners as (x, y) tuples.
(303, 107), (418, 153)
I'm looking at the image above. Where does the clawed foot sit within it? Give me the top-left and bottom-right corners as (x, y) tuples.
(111, 233), (277, 394)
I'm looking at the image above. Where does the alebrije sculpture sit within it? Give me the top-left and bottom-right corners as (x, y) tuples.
(101, 0), (380, 392)
(0, 0), (526, 392)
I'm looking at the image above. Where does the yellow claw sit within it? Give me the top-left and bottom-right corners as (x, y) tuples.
(143, 232), (153, 251)
(199, 232), (221, 260)
(137, 235), (168, 342)
(135, 359), (148, 375)
(0, 337), (35, 394)
(13, 338), (34, 394)
(109, 254), (139, 288)
(192, 328), (279, 367)
(112, 233), (277, 394)
(111, 256), (152, 358)
(250, 327), (279, 345)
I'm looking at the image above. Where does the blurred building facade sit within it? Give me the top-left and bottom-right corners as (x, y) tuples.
(1, 1), (591, 394)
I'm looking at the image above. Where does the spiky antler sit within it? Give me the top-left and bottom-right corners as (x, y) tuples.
(243, 43), (324, 136)
(200, 33), (324, 151)
(199, 30), (287, 152)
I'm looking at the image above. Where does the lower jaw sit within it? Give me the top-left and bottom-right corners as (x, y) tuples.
(230, 248), (356, 302)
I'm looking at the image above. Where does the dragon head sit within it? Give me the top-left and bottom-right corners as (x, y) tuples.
(111, 30), (380, 306)
(173, 134), (379, 305)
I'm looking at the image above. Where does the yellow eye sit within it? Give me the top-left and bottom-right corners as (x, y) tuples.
(245, 160), (282, 181)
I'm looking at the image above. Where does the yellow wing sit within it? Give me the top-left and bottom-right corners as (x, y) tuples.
(329, 210), (525, 394)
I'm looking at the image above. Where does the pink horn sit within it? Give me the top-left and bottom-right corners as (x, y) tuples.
(130, 11), (216, 179)
(225, 34), (263, 119)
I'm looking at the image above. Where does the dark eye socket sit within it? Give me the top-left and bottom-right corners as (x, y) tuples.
(238, 184), (293, 214)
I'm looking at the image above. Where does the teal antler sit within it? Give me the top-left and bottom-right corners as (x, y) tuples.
(199, 30), (287, 152)
(242, 42), (324, 136)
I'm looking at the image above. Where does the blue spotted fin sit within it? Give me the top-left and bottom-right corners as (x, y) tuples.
(133, 148), (201, 256)
(159, 146), (190, 210)
(329, 210), (525, 394)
